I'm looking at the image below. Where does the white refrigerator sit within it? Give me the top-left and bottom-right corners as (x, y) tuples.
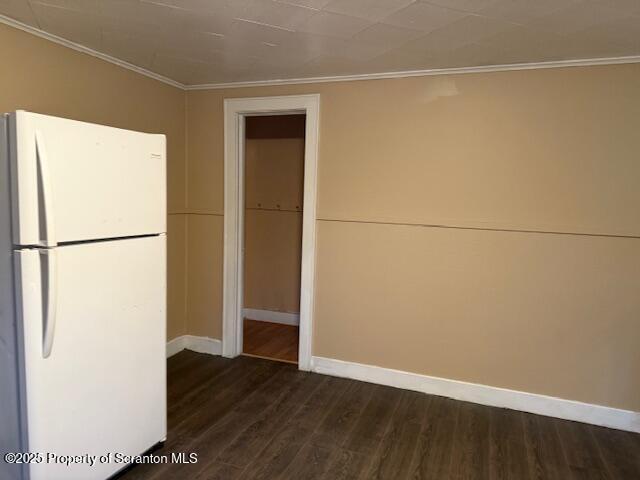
(0, 111), (167, 480)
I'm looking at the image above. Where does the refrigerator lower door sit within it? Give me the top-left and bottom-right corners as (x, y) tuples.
(14, 235), (166, 480)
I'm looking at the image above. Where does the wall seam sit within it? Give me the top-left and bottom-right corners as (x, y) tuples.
(316, 218), (640, 240)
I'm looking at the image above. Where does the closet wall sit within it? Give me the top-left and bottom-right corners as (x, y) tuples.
(243, 115), (305, 317)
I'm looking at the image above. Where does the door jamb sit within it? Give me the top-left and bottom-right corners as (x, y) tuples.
(222, 94), (320, 371)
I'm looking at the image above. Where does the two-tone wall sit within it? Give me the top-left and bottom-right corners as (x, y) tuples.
(185, 65), (640, 413)
(4, 19), (639, 418)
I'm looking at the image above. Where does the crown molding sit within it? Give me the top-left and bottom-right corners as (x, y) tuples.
(185, 55), (640, 90)
(0, 13), (186, 90)
(2, 11), (639, 93)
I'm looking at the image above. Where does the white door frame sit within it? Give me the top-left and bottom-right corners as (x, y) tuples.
(222, 94), (320, 371)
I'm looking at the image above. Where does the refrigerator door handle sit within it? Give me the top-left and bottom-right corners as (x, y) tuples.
(41, 249), (58, 359)
(35, 130), (57, 247)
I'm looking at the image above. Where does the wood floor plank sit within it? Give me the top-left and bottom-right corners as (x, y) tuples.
(590, 424), (640, 479)
(236, 423), (311, 480)
(161, 365), (299, 479)
(273, 375), (352, 478)
(243, 319), (299, 363)
(321, 448), (370, 480)
(216, 369), (322, 468)
(279, 444), (334, 479)
(523, 414), (573, 480)
(237, 375), (350, 479)
(489, 408), (530, 480)
(310, 379), (375, 449)
(410, 396), (460, 480)
(449, 402), (491, 480)
(167, 352), (213, 401)
(193, 462), (244, 480)
(167, 350), (200, 375)
(366, 390), (431, 480)
(289, 375), (352, 430)
(343, 384), (401, 456)
(168, 356), (265, 429)
(555, 418), (612, 480)
(138, 358), (283, 480)
(167, 354), (233, 410)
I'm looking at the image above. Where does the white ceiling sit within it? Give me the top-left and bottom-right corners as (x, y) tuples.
(2, 0), (639, 86)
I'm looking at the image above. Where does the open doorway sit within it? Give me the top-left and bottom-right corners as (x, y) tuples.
(222, 94), (319, 371)
(241, 114), (305, 364)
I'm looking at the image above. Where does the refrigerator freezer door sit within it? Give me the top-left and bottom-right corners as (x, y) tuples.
(10, 111), (166, 246)
(14, 235), (166, 480)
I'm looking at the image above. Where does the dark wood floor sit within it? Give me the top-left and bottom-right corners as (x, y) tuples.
(118, 351), (640, 480)
(243, 319), (299, 363)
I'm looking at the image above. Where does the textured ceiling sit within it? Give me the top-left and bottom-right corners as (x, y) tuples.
(2, 0), (640, 86)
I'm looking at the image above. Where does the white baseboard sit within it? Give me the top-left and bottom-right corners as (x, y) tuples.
(166, 335), (222, 358)
(243, 308), (300, 326)
(310, 356), (640, 434)
(166, 336), (187, 358)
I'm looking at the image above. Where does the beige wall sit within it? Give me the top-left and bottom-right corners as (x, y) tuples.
(0, 24), (187, 340)
(244, 136), (304, 314)
(4, 20), (638, 412)
(186, 63), (640, 411)
(315, 221), (640, 411)
(185, 214), (223, 339)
